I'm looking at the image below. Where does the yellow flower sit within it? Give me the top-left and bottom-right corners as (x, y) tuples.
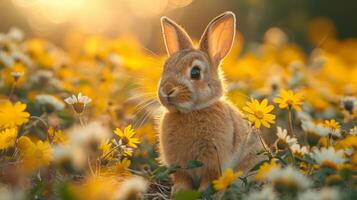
(114, 157), (131, 177)
(242, 98), (276, 128)
(75, 176), (120, 200)
(256, 159), (280, 181)
(274, 89), (303, 111)
(323, 119), (341, 130)
(48, 128), (68, 144)
(18, 136), (52, 172)
(0, 128), (18, 150)
(1, 61), (27, 86)
(0, 101), (30, 129)
(114, 125), (140, 148)
(100, 140), (114, 160)
(212, 168), (242, 191)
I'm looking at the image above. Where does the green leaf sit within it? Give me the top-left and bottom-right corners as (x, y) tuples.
(167, 164), (181, 174)
(154, 164), (181, 180)
(184, 160), (203, 169)
(152, 166), (168, 175)
(200, 184), (215, 199)
(56, 182), (77, 200)
(303, 154), (316, 164)
(174, 189), (200, 200)
(30, 179), (45, 199)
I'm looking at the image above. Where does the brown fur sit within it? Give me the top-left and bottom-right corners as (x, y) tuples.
(157, 12), (263, 192)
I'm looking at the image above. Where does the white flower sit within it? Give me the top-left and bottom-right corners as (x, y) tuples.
(0, 52), (14, 67)
(243, 185), (277, 200)
(36, 94), (65, 111)
(30, 70), (57, 85)
(114, 176), (148, 200)
(291, 144), (309, 157)
(267, 166), (311, 191)
(349, 126), (357, 135)
(8, 27), (24, 42)
(65, 93), (92, 114)
(345, 148), (354, 156)
(296, 111), (313, 122)
(302, 121), (329, 137)
(10, 71), (24, 81)
(64, 93), (91, 105)
(112, 138), (133, 156)
(53, 144), (86, 170)
(298, 187), (340, 200)
(313, 147), (345, 169)
(68, 121), (110, 156)
(340, 96), (357, 115)
(275, 126), (297, 149)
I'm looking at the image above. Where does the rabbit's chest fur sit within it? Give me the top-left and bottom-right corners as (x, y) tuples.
(159, 101), (240, 167)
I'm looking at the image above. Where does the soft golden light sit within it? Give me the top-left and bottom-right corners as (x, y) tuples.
(11, 0), (194, 35)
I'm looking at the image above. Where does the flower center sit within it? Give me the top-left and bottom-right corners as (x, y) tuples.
(286, 99), (294, 105)
(72, 103), (85, 114)
(255, 110), (264, 119)
(122, 137), (129, 145)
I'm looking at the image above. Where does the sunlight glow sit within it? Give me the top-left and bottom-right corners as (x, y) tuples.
(11, 0), (194, 35)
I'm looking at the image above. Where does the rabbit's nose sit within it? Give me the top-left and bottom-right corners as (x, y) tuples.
(161, 83), (178, 98)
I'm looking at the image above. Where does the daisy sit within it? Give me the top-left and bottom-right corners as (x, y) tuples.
(275, 126), (297, 149)
(274, 89), (304, 111)
(64, 93), (92, 114)
(0, 127), (18, 150)
(349, 126), (357, 135)
(10, 71), (24, 82)
(212, 168), (242, 191)
(256, 159), (280, 181)
(290, 144), (309, 157)
(267, 166), (311, 193)
(111, 138), (134, 157)
(340, 96), (357, 121)
(297, 187), (340, 200)
(113, 125), (140, 148)
(114, 176), (148, 200)
(18, 136), (52, 172)
(323, 119), (341, 138)
(0, 101), (30, 129)
(242, 98), (276, 128)
(243, 185), (277, 200)
(340, 96), (357, 115)
(302, 120), (329, 146)
(53, 144), (86, 171)
(68, 121), (110, 155)
(313, 147), (345, 169)
(112, 157), (132, 177)
(36, 94), (65, 111)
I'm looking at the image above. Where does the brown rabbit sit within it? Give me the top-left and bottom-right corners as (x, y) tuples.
(157, 12), (262, 193)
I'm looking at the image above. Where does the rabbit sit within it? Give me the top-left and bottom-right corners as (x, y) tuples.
(157, 11), (263, 193)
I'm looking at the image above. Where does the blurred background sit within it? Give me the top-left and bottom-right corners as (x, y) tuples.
(0, 0), (356, 53)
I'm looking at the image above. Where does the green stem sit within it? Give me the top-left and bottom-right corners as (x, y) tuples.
(78, 114), (85, 127)
(287, 147), (296, 166)
(101, 144), (122, 160)
(256, 129), (272, 158)
(287, 108), (296, 137)
(8, 81), (17, 101)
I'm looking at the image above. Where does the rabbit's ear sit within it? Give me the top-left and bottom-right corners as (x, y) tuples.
(161, 17), (193, 56)
(199, 12), (236, 67)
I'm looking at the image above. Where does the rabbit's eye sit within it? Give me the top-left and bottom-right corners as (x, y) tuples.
(190, 66), (201, 80)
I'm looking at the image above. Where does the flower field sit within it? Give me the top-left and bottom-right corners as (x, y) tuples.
(0, 17), (357, 199)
